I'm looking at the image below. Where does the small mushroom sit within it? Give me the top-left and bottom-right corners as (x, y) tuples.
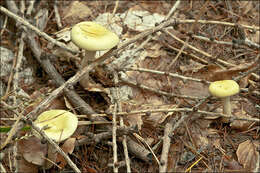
(33, 109), (78, 169)
(70, 21), (119, 88)
(209, 80), (240, 123)
(34, 109), (78, 142)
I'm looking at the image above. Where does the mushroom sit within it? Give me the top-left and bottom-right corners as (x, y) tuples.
(33, 109), (78, 169)
(70, 21), (119, 88)
(209, 80), (240, 122)
(34, 109), (78, 142)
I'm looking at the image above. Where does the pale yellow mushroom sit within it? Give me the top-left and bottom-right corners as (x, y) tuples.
(34, 109), (78, 142)
(209, 80), (240, 123)
(71, 21), (119, 88)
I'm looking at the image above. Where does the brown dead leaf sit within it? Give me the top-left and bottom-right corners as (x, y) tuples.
(18, 136), (47, 166)
(236, 140), (259, 171)
(56, 138), (76, 169)
(62, 1), (92, 25)
(16, 157), (39, 173)
(167, 142), (182, 172)
(230, 108), (252, 130)
(61, 138), (76, 154)
(223, 158), (244, 171)
(192, 60), (259, 81)
(179, 81), (209, 97)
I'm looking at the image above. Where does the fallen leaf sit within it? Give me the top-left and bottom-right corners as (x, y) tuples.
(62, 1), (92, 25)
(236, 140), (259, 171)
(230, 108), (252, 130)
(16, 156), (39, 173)
(61, 137), (76, 154)
(18, 136), (47, 166)
(56, 138), (76, 169)
(223, 158), (244, 171)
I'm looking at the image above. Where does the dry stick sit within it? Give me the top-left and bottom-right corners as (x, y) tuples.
(159, 118), (175, 172)
(163, 29), (212, 59)
(54, 0), (62, 29)
(119, 76), (204, 100)
(0, 163), (6, 173)
(83, 107), (259, 122)
(192, 34), (260, 49)
(167, 0), (209, 71)
(113, 73), (131, 172)
(162, 39), (260, 80)
(13, 32), (25, 106)
(177, 19), (260, 31)
(28, 120), (81, 173)
(160, 2), (210, 171)
(233, 56), (260, 82)
(13, 3), (28, 172)
(111, 89), (118, 173)
(123, 67), (211, 84)
(161, 40), (208, 65)
(0, 102), (22, 150)
(2, 52), (16, 101)
(109, 0), (119, 24)
(140, 0), (181, 71)
(165, 0), (181, 20)
(0, 6), (78, 54)
(26, 0), (35, 16)
(163, 29), (260, 80)
(0, 15), (8, 36)
(76, 126), (137, 146)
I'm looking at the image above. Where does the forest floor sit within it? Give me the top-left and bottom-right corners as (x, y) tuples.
(0, 1), (259, 172)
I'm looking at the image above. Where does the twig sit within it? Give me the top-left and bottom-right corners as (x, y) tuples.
(133, 133), (160, 165)
(76, 126), (137, 146)
(0, 15), (8, 36)
(233, 56), (260, 82)
(160, 35), (208, 65)
(0, 162), (6, 173)
(122, 67), (210, 84)
(126, 136), (152, 163)
(159, 118), (175, 172)
(29, 119), (81, 173)
(109, 0), (119, 24)
(177, 19), (260, 31)
(13, 32), (25, 106)
(0, 102), (22, 150)
(162, 29), (260, 80)
(163, 29), (212, 59)
(87, 107), (259, 122)
(119, 75), (205, 100)
(26, 0), (35, 16)
(167, 0), (209, 71)
(0, 6), (78, 54)
(113, 72), (131, 172)
(193, 34), (260, 49)
(54, 0), (62, 29)
(165, 0), (181, 20)
(111, 89), (118, 173)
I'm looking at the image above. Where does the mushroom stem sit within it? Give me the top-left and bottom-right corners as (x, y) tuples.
(80, 50), (96, 89)
(222, 96), (231, 122)
(81, 50), (96, 67)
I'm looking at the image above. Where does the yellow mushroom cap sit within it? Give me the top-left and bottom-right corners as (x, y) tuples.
(34, 110), (78, 142)
(209, 80), (240, 98)
(71, 21), (119, 51)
